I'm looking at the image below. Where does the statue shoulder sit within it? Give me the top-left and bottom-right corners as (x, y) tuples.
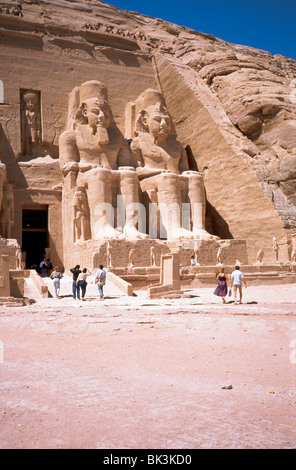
(59, 129), (77, 147)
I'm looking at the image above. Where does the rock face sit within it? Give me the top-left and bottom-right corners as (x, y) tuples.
(0, 0), (295, 267)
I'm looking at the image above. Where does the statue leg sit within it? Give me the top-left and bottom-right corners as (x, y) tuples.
(119, 167), (148, 240)
(184, 171), (219, 240)
(141, 173), (194, 240)
(79, 168), (124, 240)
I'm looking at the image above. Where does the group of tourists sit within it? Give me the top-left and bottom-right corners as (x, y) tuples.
(213, 265), (247, 304)
(49, 264), (106, 300)
(190, 254), (247, 304)
(70, 264), (106, 301)
(49, 260), (246, 304)
(37, 258), (53, 277)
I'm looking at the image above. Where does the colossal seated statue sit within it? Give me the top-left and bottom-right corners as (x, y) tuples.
(130, 88), (216, 241)
(59, 80), (147, 241)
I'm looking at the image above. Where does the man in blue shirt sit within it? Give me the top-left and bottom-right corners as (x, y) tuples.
(95, 264), (106, 300)
(70, 264), (81, 299)
(230, 265), (247, 304)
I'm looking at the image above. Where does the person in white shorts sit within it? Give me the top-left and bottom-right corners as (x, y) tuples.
(230, 265), (247, 304)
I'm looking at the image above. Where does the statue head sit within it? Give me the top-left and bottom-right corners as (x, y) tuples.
(134, 89), (172, 140)
(22, 90), (39, 111)
(69, 80), (116, 144)
(74, 186), (87, 204)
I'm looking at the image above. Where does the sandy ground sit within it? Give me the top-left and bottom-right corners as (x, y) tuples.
(0, 277), (296, 450)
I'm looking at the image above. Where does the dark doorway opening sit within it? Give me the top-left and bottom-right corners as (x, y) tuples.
(22, 208), (48, 269)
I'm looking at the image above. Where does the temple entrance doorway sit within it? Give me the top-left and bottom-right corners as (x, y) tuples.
(22, 207), (48, 269)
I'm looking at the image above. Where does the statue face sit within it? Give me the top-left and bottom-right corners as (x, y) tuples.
(144, 106), (171, 139)
(25, 100), (35, 111)
(82, 96), (112, 131)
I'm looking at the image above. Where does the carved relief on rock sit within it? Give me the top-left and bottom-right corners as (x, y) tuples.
(0, 3), (23, 16)
(0, 183), (14, 239)
(20, 89), (42, 156)
(72, 186), (90, 242)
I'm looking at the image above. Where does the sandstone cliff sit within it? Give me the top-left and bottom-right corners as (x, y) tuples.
(0, 0), (295, 263)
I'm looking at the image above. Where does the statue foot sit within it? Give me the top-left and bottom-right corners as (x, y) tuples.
(94, 223), (125, 240)
(192, 229), (220, 240)
(167, 227), (195, 240)
(123, 224), (149, 240)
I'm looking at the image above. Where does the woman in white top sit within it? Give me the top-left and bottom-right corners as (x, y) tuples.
(50, 266), (63, 299)
(76, 268), (91, 301)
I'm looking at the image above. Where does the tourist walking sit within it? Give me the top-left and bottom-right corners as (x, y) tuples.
(70, 264), (82, 299)
(46, 259), (53, 277)
(213, 266), (228, 303)
(76, 268), (91, 301)
(95, 264), (106, 300)
(230, 265), (247, 304)
(39, 257), (47, 277)
(50, 266), (63, 298)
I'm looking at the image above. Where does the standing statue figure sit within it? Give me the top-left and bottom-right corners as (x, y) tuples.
(272, 236), (279, 263)
(1, 183), (14, 239)
(255, 248), (264, 264)
(73, 186), (90, 242)
(290, 235), (296, 263)
(194, 241), (200, 266)
(216, 245), (223, 266)
(150, 245), (156, 266)
(130, 88), (216, 241)
(59, 80), (148, 241)
(16, 244), (22, 269)
(106, 241), (112, 268)
(21, 90), (41, 155)
(128, 248), (136, 267)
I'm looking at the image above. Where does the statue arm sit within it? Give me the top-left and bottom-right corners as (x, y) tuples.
(59, 130), (80, 173)
(135, 166), (163, 179)
(179, 147), (190, 173)
(130, 138), (165, 179)
(130, 138), (144, 168)
(117, 138), (132, 167)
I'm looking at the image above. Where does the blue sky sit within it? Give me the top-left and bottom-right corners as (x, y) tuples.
(107, 0), (296, 60)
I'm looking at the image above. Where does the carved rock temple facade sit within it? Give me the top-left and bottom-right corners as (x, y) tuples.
(0, 0), (296, 296)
